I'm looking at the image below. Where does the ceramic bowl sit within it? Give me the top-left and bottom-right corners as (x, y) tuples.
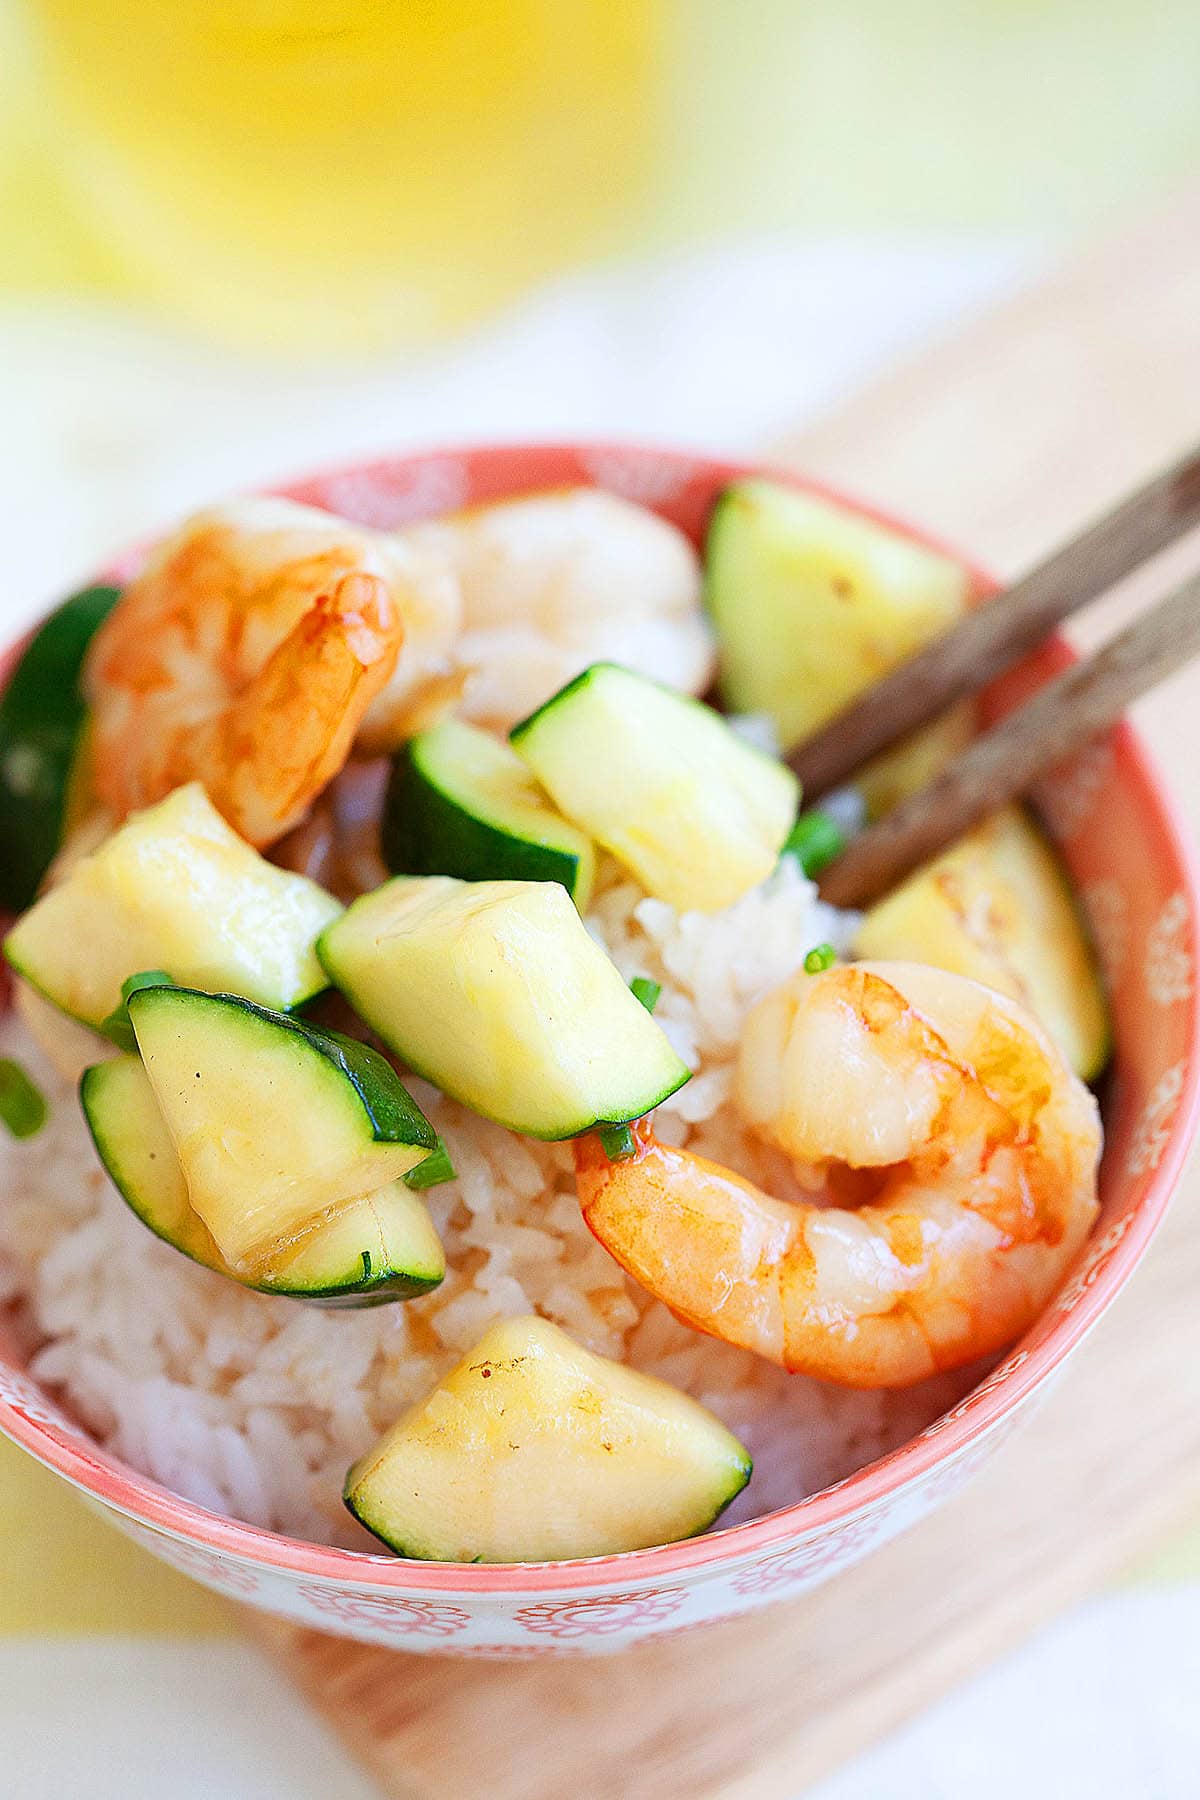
(1, 442), (1197, 1657)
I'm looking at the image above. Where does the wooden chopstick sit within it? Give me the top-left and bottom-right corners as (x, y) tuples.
(790, 439), (1200, 798)
(816, 571), (1200, 909)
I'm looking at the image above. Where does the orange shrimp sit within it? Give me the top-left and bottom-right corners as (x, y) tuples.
(576, 962), (1101, 1388)
(84, 498), (420, 847)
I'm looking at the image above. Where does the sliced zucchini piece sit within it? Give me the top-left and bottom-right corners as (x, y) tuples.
(81, 1054), (444, 1305)
(510, 664), (797, 912)
(81, 1052), (212, 1262)
(4, 783), (342, 1030)
(265, 1185), (444, 1306)
(318, 875), (690, 1139)
(704, 480), (970, 751)
(854, 700), (977, 823)
(853, 804), (1111, 1081)
(383, 718), (595, 907)
(0, 583), (121, 912)
(127, 985), (438, 1269)
(344, 1315), (752, 1562)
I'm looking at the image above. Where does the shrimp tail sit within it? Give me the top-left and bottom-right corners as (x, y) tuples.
(201, 572), (402, 846)
(85, 502), (410, 850)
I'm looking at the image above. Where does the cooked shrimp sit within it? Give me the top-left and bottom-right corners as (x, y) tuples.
(359, 487), (715, 745)
(576, 961), (1102, 1388)
(84, 498), (441, 846)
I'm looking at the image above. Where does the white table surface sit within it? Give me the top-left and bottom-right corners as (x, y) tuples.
(4, 232), (1199, 1799)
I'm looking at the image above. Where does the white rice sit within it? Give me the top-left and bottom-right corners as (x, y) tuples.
(0, 857), (977, 1549)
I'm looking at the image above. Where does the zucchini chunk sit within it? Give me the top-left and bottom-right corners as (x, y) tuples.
(510, 664), (797, 912)
(0, 583), (121, 912)
(127, 986), (439, 1269)
(704, 480), (970, 752)
(81, 1054), (444, 1305)
(854, 805), (1111, 1081)
(383, 718), (595, 907)
(318, 875), (690, 1139)
(267, 1188), (444, 1305)
(80, 1053), (200, 1251)
(344, 1315), (752, 1562)
(4, 783), (341, 1030)
(853, 701), (977, 822)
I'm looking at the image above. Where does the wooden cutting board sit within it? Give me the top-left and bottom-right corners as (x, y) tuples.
(247, 188), (1200, 1799)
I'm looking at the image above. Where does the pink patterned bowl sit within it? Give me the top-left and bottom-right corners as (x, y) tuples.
(2, 442), (1198, 1658)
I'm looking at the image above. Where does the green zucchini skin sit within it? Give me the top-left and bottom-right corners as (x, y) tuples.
(507, 662), (594, 739)
(128, 984), (440, 1152)
(382, 720), (594, 905)
(0, 584), (120, 911)
(509, 662), (798, 914)
(249, 1178), (447, 1307)
(81, 1050), (446, 1307)
(126, 985), (441, 1269)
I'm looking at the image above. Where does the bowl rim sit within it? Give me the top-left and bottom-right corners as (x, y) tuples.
(2, 436), (1198, 1596)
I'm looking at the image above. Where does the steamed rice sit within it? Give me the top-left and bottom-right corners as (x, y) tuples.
(0, 857), (978, 1548)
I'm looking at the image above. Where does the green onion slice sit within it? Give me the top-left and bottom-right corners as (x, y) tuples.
(781, 811), (846, 878)
(629, 976), (661, 1015)
(598, 1122), (638, 1162)
(0, 1059), (47, 1139)
(404, 1143), (456, 1191)
(100, 970), (176, 1052)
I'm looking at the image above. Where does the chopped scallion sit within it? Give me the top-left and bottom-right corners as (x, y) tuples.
(629, 976), (661, 1014)
(780, 810), (846, 878)
(98, 1008), (137, 1053)
(404, 1143), (456, 1191)
(121, 969), (176, 1004)
(100, 970), (176, 1052)
(804, 942), (837, 975)
(0, 1059), (47, 1139)
(599, 1122), (638, 1162)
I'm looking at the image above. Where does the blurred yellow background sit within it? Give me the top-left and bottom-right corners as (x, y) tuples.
(3, 0), (1200, 354)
